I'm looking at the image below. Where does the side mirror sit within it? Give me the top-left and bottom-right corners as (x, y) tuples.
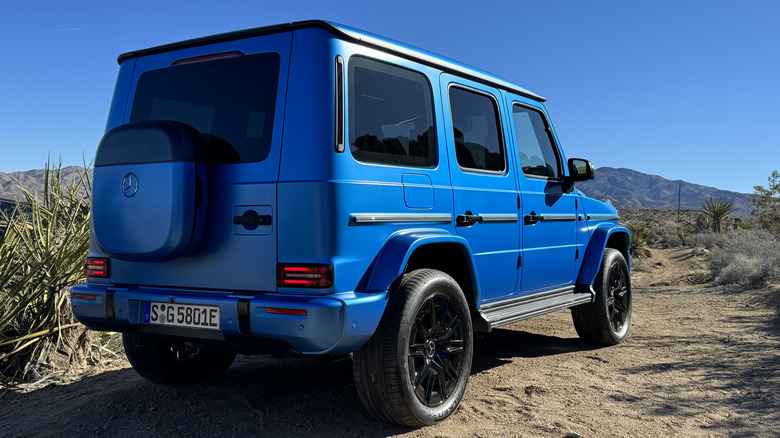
(568, 158), (595, 182)
(563, 158), (595, 193)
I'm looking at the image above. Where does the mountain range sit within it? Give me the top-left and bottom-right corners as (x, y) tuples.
(577, 167), (752, 217)
(0, 165), (753, 217)
(0, 166), (90, 204)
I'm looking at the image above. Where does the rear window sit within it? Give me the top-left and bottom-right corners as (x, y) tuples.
(130, 52), (280, 163)
(349, 57), (436, 167)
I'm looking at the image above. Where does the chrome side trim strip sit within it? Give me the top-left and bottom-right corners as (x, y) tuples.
(540, 214), (577, 222)
(479, 214), (518, 223)
(351, 213), (452, 224)
(587, 214), (620, 221)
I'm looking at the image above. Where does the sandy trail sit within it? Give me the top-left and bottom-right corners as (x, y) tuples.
(1, 248), (778, 437)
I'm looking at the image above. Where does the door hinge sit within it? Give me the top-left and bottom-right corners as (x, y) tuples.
(517, 195), (521, 210)
(517, 253), (523, 269)
(575, 197), (578, 209)
(575, 249), (580, 260)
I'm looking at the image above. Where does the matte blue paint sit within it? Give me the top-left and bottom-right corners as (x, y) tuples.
(72, 20), (628, 355)
(93, 162), (201, 262)
(402, 174), (434, 209)
(577, 223), (631, 286)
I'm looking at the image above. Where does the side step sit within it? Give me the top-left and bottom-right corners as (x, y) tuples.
(480, 286), (593, 330)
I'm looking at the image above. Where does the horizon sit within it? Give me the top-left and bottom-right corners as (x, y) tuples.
(2, 1), (778, 194)
(0, 164), (758, 197)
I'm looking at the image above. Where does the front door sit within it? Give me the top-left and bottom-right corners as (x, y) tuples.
(506, 95), (577, 292)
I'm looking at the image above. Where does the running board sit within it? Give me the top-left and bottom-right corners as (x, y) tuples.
(480, 286), (593, 330)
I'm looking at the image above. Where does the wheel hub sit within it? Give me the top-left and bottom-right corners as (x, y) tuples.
(426, 340), (436, 358)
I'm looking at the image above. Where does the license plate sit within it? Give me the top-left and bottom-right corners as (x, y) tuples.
(143, 302), (221, 330)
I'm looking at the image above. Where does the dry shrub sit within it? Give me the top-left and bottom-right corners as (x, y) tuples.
(687, 231), (723, 250)
(708, 229), (780, 285)
(620, 209), (699, 250)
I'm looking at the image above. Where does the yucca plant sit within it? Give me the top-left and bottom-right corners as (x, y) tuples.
(625, 222), (651, 257)
(701, 196), (736, 234)
(0, 162), (93, 383)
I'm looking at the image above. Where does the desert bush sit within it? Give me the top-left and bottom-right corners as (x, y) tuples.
(0, 163), (99, 383)
(708, 229), (780, 285)
(620, 210), (694, 249)
(750, 170), (780, 237)
(687, 231), (724, 250)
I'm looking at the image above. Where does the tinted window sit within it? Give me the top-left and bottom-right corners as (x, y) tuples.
(349, 57), (435, 167)
(512, 105), (561, 179)
(130, 52), (280, 163)
(449, 87), (505, 172)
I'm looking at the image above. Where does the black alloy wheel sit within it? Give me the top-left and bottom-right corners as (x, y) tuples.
(606, 258), (630, 334)
(407, 293), (466, 407)
(352, 269), (474, 427)
(571, 248), (632, 345)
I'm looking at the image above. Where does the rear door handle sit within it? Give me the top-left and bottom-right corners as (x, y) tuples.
(524, 212), (543, 225)
(233, 214), (272, 226)
(456, 213), (483, 227)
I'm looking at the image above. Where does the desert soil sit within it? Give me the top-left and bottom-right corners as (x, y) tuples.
(1, 248), (778, 437)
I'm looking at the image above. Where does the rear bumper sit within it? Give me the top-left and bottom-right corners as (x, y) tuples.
(71, 283), (388, 354)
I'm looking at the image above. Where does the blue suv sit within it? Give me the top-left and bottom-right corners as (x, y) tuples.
(72, 20), (631, 427)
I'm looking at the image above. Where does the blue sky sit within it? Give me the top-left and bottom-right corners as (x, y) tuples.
(1, 0), (778, 194)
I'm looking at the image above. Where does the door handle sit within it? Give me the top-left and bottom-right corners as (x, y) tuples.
(233, 212), (272, 227)
(456, 213), (483, 227)
(524, 212), (543, 225)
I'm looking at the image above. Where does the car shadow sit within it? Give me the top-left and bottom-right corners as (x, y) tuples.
(0, 328), (596, 438)
(471, 328), (601, 374)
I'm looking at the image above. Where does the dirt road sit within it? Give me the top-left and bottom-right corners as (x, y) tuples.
(2, 248), (778, 437)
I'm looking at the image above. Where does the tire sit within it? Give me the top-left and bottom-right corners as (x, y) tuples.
(123, 333), (237, 385)
(352, 269), (474, 427)
(571, 248), (632, 345)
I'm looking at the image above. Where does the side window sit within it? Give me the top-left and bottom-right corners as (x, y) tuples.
(512, 104), (561, 179)
(348, 57), (435, 167)
(449, 86), (505, 173)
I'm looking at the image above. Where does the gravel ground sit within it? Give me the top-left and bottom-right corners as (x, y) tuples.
(1, 248), (778, 437)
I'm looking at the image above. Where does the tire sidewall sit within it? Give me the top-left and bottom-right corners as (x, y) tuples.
(396, 272), (474, 425)
(598, 250), (632, 343)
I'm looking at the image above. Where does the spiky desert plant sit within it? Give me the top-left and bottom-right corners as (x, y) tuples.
(701, 196), (736, 234)
(0, 162), (92, 383)
(625, 222), (651, 257)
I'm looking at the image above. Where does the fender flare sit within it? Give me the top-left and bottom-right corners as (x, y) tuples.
(357, 229), (481, 298)
(577, 223), (631, 285)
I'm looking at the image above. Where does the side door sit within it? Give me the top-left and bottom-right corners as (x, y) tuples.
(506, 95), (578, 292)
(441, 75), (520, 303)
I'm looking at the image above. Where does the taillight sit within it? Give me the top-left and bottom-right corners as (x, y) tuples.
(73, 293), (98, 301)
(277, 264), (333, 288)
(84, 257), (109, 278)
(266, 307), (308, 316)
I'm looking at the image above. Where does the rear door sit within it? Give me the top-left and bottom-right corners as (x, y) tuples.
(441, 75), (520, 303)
(104, 33), (292, 292)
(506, 95), (577, 292)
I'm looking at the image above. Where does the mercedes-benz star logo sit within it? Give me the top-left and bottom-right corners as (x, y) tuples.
(121, 173), (139, 198)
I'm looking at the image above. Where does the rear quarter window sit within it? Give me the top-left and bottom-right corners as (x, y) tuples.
(348, 57), (436, 168)
(130, 52), (281, 163)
